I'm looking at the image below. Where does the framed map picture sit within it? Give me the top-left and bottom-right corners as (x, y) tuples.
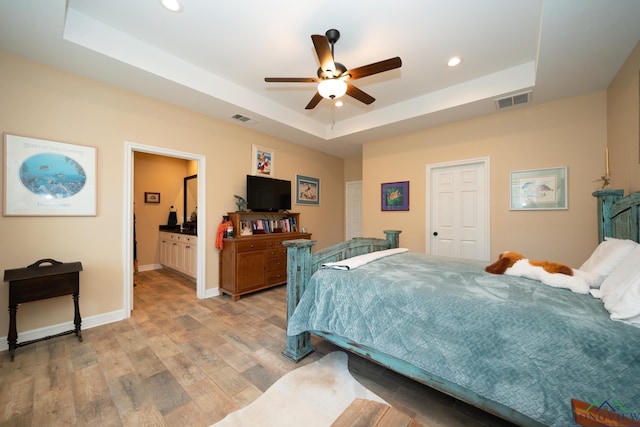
(4, 133), (97, 216)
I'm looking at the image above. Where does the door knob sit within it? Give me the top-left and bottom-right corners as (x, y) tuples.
(433, 232), (438, 236)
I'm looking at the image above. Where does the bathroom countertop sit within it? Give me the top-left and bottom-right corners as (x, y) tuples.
(158, 225), (197, 236)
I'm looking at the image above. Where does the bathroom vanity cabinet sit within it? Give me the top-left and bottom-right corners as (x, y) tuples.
(159, 231), (197, 279)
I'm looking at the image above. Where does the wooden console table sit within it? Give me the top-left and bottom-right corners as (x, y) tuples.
(3, 259), (83, 361)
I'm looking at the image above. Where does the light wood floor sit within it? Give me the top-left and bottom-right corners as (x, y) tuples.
(0, 269), (515, 426)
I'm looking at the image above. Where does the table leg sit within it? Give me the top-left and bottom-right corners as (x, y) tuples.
(73, 293), (82, 342)
(8, 304), (17, 361)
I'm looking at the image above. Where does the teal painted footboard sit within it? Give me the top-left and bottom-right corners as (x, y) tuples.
(281, 230), (400, 362)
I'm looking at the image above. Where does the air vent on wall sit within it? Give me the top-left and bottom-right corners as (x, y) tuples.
(495, 91), (532, 110)
(230, 113), (257, 125)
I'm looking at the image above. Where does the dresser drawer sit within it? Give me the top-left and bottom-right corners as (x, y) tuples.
(265, 239), (277, 249)
(236, 240), (266, 252)
(266, 269), (287, 285)
(265, 247), (286, 258)
(265, 257), (286, 271)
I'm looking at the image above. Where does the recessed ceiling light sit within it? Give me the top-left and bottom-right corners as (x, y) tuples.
(447, 56), (462, 67)
(334, 100), (344, 107)
(161, 0), (182, 13)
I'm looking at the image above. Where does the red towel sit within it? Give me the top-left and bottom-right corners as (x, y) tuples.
(216, 221), (234, 250)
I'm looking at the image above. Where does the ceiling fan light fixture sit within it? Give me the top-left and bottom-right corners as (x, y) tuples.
(318, 79), (347, 100)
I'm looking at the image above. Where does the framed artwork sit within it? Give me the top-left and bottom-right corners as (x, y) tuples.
(252, 144), (275, 177)
(510, 166), (567, 210)
(296, 174), (320, 205)
(3, 133), (97, 216)
(381, 181), (409, 211)
(144, 192), (160, 204)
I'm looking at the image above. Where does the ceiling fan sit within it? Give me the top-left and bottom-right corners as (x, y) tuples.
(264, 29), (402, 110)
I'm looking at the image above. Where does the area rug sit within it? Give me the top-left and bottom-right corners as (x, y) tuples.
(211, 351), (386, 427)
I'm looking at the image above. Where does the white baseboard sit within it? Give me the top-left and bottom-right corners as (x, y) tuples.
(0, 309), (126, 352)
(138, 263), (162, 272)
(205, 287), (221, 298)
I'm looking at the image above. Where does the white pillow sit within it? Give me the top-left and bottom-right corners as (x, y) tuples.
(572, 268), (601, 288)
(597, 245), (640, 326)
(579, 237), (638, 285)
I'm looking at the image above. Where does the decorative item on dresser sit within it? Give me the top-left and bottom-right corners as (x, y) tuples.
(219, 212), (311, 301)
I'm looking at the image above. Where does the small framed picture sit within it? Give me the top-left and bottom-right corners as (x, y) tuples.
(145, 192), (160, 204)
(510, 166), (567, 210)
(252, 144), (275, 177)
(296, 174), (320, 206)
(381, 181), (409, 211)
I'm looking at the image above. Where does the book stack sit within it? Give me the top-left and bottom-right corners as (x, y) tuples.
(241, 217), (297, 234)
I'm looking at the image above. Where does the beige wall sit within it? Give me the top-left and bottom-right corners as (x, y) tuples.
(363, 91), (608, 267)
(344, 154), (363, 182)
(0, 51), (344, 335)
(608, 41), (640, 193)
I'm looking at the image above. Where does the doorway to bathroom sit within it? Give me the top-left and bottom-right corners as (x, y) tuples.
(123, 141), (206, 317)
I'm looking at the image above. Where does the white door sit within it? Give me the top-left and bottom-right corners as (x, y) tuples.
(345, 180), (362, 240)
(427, 158), (490, 261)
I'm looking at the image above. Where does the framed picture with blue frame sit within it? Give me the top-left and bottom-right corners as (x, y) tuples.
(295, 174), (320, 206)
(381, 181), (409, 211)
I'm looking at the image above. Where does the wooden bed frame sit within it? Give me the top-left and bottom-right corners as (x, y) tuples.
(281, 190), (640, 426)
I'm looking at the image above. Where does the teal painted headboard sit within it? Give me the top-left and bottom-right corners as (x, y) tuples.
(594, 190), (640, 243)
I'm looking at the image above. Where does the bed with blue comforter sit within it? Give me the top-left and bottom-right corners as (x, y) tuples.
(287, 251), (640, 427)
(282, 191), (640, 427)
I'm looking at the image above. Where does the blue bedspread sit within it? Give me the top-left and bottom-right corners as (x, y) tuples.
(287, 252), (640, 426)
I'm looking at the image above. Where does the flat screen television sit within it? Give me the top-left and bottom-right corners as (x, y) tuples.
(246, 175), (291, 212)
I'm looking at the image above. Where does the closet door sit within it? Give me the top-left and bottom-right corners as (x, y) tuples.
(428, 158), (489, 261)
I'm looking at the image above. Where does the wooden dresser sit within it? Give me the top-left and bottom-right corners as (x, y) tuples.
(219, 212), (311, 300)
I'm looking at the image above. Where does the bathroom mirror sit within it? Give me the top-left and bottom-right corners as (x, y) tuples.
(184, 174), (197, 225)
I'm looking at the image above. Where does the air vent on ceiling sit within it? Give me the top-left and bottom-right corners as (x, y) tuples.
(495, 91), (532, 110)
(230, 113), (257, 125)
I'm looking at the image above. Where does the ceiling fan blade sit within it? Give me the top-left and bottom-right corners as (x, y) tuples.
(265, 77), (318, 83)
(311, 34), (336, 76)
(345, 57), (402, 80)
(346, 84), (375, 105)
(305, 92), (324, 110)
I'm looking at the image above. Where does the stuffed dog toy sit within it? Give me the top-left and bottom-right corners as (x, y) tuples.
(485, 251), (573, 276)
(484, 251), (592, 294)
